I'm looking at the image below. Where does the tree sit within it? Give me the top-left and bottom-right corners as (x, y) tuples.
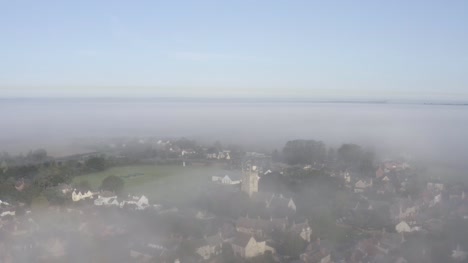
(337, 144), (363, 169)
(100, 175), (124, 194)
(221, 243), (236, 263)
(274, 231), (306, 259)
(248, 251), (275, 263)
(44, 187), (68, 205)
(34, 165), (67, 189)
(85, 156), (107, 171)
(272, 149), (281, 163)
(213, 141), (223, 151)
(283, 140), (326, 165)
(0, 160), (8, 174)
(27, 149), (48, 162)
(76, 179), (92, 192)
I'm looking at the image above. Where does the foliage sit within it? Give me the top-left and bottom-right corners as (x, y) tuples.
(273, 231), (307, 258)
(34, 164), (72, 190)
(76, 179), (92, 192)
(283, 140), (326, 165)
(85, 156), (107, 171)
(337, 144), (376, 175)
(44, 187), (68, 205)
(100, 175), (125, 194)
(248, 251), (275, 263)
(271, 149), (281, 163)
(221, 243), (236, 263)
(26, 149), (48, 162)
(337, 144), (363, 166)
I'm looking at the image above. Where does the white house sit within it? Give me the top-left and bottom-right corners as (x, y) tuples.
(395, 221), (412, 233)
(397, 204), (419, 221)
(72, 190), (94, 202)
(0, 211), (15, 217)
(195, 234), (223, 260)
(212, 174), (242, 185)
(429, 194), (442, 207)
(291, 220), (312, 242)
(120, 195), (150, 210)
(343, 172), (351, 184)
(94, 195), (119, 206)
(265, 194), (297, 212)
(427, 182), (445, 192)
(354, 179), (373, 193)
(452, 245), (468, 261)
(231, 233), (273, 258)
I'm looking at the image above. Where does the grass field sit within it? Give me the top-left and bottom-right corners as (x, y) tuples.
(73, 164), (226, 204)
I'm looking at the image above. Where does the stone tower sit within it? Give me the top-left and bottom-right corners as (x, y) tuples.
(241, 162), (260, 197)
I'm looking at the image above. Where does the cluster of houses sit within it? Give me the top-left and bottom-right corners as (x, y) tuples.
(206, 150), (231, 160)
(5, 146), (468, 263)
(330, 159), (468, 262)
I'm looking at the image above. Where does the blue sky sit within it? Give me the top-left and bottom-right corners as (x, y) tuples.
(0, 0), (467, 99)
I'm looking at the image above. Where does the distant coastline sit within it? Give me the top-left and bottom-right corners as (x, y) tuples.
(1, 97), (468, 106)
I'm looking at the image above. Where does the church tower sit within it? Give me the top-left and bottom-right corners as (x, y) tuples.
(241, 162), (260, 197)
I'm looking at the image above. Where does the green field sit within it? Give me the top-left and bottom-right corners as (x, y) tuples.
(73, 164), (226, 204)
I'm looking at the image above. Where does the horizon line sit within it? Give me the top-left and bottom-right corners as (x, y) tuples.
(1, 96), (468, 105)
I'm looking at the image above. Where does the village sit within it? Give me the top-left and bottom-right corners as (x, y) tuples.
(1, 138), (468, 263)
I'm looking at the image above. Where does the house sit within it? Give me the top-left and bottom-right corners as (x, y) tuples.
(397, 203), (419, 222)
(429, 193), (442, 207)
(195, 210), (215, 220)
(291, 219), (312, 242)
(427, 182), (444, 192)
(206, 153), (218, 159)
(300, 239), (332, 263)
(266, 194), (297, 213)
(395, 221), (412, 233)
(15, 179), (25, 191)
(252, 193), (297, 215)
(375, 233), (405, 255)
(236, 216), (288, 238)
(354, 179), (373, 193)
(0, 211), (15, 218)
(343, 171), (351, 184)
(376, 166), (384, 178)
(120, 195), (150, 210)
(181, 149), (197, 156)
(57, 184), (72, 195)
(94, 192), (119, 206)
(230, 232), (272, 258)
(129, 242), (170, 263)
(451, 245), (467, 261)
(211, 174), (242, 185)
(72, 190), (94, 202)
(194, 234), (223, 260)
(217, 150), (231, 160)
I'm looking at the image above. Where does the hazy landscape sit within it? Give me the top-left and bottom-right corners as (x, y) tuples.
(2, 98), (468, 172)
(2, 0), (468, 262)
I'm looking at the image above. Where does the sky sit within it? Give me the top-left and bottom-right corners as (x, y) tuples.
(0, 0), (467, 100)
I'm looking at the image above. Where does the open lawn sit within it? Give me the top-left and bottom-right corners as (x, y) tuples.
(73, 164), (227, 205)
